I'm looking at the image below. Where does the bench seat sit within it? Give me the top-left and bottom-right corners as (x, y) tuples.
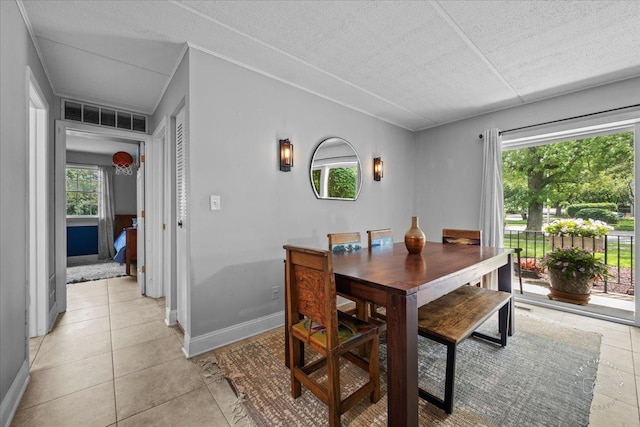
(417, 285), (511, 414)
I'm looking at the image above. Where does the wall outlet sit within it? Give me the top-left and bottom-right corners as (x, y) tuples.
(272, 286), (279, 300)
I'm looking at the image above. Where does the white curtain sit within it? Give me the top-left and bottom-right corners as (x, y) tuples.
(97, 166), (116, 259)
(479, 128), (504, 289)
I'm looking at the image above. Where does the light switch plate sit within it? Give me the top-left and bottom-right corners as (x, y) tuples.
(210, 195), (220, 211)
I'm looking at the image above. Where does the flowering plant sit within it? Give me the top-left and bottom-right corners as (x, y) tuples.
(519, 259), (543, 273)
(543, 218), (613, 238)
(541, 247), (609, 279)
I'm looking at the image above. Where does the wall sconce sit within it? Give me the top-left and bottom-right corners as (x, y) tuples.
(279, 139), (293, 172)
(373, 157), (383, 181)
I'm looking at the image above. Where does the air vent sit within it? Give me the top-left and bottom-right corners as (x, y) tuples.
(62, 99), (147, 133)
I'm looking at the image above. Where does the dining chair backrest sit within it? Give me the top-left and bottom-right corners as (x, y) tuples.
(442, 229), (482, 246)
(328, 232), (362, 253)
(367, 228), (394, 248)
(284, 245), (337, 345)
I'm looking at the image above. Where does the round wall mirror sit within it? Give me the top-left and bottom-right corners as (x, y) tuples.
(310, 137), (362, 201)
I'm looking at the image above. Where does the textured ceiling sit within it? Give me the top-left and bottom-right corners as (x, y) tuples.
(21, 0), (640, 131)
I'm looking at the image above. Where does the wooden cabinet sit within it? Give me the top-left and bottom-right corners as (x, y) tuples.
(125, 227), (137, 276)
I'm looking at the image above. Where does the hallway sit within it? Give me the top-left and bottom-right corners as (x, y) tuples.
(12, 277), (239, 426)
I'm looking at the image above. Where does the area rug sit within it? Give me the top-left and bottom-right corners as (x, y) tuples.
(205, 311), (601, 426)
(66, 259), (126, 284)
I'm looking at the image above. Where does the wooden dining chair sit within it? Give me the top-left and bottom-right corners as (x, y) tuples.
(366, 229), (394, 322)
(328, 232), (366, 318)
(284, 245), (380, 427)
(367, 228), (394, 249)
(442, 228), (483, 287)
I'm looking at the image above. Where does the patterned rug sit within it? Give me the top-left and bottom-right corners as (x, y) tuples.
(203, 311), (601, 426)
(66, 259), (126, 284)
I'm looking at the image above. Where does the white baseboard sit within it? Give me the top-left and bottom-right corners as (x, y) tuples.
(0, 360), (29, 427)
(182, 311), (284, 358)
(165, 308), (177, 326)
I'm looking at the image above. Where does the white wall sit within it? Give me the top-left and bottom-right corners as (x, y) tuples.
(0, 0), (54, 422)
(414, 77), (640, 241)
(184, 47), (415, 339)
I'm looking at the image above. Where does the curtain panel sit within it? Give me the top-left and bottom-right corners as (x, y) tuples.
(97, 166), (116, 259)
(479, 129), (504, 289)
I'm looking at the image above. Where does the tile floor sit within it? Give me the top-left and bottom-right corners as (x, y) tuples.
(10, 276), (640, 426)
(11, 276), (240, 427)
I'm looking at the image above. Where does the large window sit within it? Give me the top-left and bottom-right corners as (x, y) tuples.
(66, 166), (99, 216)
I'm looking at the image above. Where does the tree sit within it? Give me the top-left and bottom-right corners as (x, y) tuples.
(503, 131), (633, 231)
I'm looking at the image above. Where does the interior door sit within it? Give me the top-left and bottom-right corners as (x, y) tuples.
(136, 142), (146, 294)
(175, 107), (188, 329)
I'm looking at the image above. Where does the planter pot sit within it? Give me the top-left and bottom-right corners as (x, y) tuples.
(547, 268), (595, 305)
(548, 236), (604, 252)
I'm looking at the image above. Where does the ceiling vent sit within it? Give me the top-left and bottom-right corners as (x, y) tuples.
(62, 99), (147, 133)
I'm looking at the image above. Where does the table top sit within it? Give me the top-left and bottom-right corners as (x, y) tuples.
(331, 242), (512, 297)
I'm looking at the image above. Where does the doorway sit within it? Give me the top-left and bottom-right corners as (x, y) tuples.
(54, 121), (163, 319)
(503, 124), (637, 324)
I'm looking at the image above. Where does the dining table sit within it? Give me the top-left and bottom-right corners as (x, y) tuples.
(331, 241), (514, 427)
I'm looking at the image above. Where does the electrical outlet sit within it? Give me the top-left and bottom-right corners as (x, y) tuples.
(272, 286), (279, 300)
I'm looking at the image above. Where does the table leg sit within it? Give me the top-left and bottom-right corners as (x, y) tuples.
(386, 293), (418, 426)
(498, 253), (515, 336)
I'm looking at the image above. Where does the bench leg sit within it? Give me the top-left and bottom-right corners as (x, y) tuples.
(418, 338), (457, 414)
(443, 342), (456, 414)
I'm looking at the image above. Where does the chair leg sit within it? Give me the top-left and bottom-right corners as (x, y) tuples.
(369, 335), (381, 403)
(327, 354), (342, 427)
(289, 336), (302, 398)
(516, 248), (523, 294)
(443, 342), (456, 414)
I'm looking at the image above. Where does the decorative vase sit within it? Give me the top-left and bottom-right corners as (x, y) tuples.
(404, 216), (425, 254)
(547, 268), (594, 305)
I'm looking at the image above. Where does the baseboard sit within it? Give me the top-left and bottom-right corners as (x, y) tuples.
(0, 360), (29, 427)
(165, 308), (177, 326)
(66, 255), (98, 265)
(183, 311), (284, 358)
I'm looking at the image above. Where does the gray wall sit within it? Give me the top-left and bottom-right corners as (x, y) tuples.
(0, 0), (54, 416)
(151, 48), (189, 322)
(184, 48), (416, 338)
(414, 77), (640, 241)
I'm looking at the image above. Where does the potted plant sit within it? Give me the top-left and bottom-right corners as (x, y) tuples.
(543, 218), (613, 252)
(542, 247), (610, 305)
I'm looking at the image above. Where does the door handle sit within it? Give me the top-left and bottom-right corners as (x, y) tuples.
(178, 221), (183, 228)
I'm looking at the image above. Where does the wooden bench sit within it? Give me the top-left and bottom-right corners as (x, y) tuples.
(417, 285), (511, 414)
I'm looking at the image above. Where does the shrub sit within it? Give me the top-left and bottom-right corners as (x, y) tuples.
(543, 218), (613, 237)
(566, 203), (617, 217)
(575, 208), (619, 224)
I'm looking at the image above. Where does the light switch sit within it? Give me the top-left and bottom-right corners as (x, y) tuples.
(210, 195), (220, 211)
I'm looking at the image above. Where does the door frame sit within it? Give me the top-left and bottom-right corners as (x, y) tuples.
(26, 66), (51, 337)
(54, 121), (156, 316)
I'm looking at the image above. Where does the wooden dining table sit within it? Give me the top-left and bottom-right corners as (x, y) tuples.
(331, 241), (514, 427)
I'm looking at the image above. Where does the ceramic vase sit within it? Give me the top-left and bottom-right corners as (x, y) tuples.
(404, 216), (425, 254)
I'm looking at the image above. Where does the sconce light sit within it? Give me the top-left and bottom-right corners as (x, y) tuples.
(373, 157), (383, 181)
(279, 139), (293, 172)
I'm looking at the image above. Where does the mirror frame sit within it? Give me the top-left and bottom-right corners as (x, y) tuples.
(309, 137), (362, 201)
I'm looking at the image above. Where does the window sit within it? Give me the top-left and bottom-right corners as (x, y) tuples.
(66, 166), (99, 216)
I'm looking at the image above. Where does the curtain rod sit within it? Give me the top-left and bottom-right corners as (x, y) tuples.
(478, 103), (640, 139)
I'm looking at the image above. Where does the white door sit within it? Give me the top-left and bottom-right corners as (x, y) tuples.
(136, 142), (146, 294)
(175, 107), (188, 329)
